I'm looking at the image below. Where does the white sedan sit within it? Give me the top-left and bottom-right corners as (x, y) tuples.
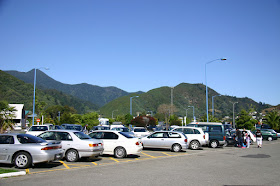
(38, 130), (104, 162)
(88, 130), (143, 158)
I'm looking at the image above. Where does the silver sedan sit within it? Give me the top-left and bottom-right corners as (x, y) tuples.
(0, 133), (63, 169)
(141, 131), (188, 152)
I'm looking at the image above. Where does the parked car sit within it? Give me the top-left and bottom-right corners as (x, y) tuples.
(187, 122), (226, 148)
(171, 126), (208, 150)
(88, 130), (143, 158)
(26, 124), (53, 136)
(38, 130), (104, 162)
(224, 132), (237, 147)
(131, 127), (151, 138)
(253, 129), (278, 141)
(61, 124), (83, 131)
(0, 133), (63, 169)
(141, 131), (188, 152)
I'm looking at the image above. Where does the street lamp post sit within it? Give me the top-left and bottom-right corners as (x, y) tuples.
(188, 106), (195, 121)
(184, 108), (190, 126)
(231, 102), (238, 128)
(205, 58), (227, 122)
(112, 110), (118, 119)
(130, 96), (139, 116)
(32, 67), (49, 126)
(212, 94), (221, 117)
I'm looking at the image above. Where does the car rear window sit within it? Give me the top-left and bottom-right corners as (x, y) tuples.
(119, 132), (134, 138)
(17, 134), (46, 143)
(74, 132), (91, 140)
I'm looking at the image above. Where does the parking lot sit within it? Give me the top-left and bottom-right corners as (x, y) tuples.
(1, 143), (249, 175)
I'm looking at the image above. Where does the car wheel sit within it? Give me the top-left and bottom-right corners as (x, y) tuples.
(268, 136), (273, 141)
(114, 147), (126, 158)
(210, 140), (219, 148)
(14, 152), (32, 169)
(190, 141), (200, 150)
(66, 149), (79, 162)
(223, 140), (228, 147)
(172, 143), (182, 152)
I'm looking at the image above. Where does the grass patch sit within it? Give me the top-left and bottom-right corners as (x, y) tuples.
(0, 168), (18, 174)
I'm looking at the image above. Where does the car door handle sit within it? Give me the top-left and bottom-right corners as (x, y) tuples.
(161, 139), (164, 140)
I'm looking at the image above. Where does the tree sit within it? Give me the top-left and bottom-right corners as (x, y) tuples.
(157, 104), (177, 128)
(0, 101), (16, 133)
(265, 111), (280, 130)
(200, 114), (221, 122)
(235, 109), (257, 130)
(131, 116), (157, 127)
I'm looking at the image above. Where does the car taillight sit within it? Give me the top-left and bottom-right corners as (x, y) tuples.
(203, 135), (205, 139)
(41, 145), (61, 150)
(184, 139), (188, 143)
(223, 136), (226, 140)
(136, 142), (140, 145)
(89, 143), (102, 147)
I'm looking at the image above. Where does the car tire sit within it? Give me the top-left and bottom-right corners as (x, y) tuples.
(14, 152), (32, 169)
(172, 143), (182, 152)
(268, 136), (273, 141)
(210, 140), (219, 148)
(114, 147), (126, 158)
(66, 149), (79, 162)
(190, 140), (200, 150)
(223, 140), (228, 147)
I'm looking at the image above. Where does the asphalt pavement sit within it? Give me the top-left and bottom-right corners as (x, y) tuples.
(1, 140), (280, 186)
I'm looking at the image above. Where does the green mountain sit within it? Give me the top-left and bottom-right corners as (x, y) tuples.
(0, 70), (98, 113)
(99, 83), (271, 119)
(5, 69), (132, 107)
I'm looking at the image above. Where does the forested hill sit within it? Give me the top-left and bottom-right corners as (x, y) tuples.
(100, 83), (271, 118)
(5, 69), (131, 107)
(0, 70), (98, 113)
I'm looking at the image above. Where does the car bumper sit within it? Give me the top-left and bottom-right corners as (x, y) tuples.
(126, 146), (143, 155)
(78, 147), (104, 158)
(32, 149), (64, 164)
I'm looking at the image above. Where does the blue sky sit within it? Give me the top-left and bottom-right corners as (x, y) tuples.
(1, 0), (280, 106)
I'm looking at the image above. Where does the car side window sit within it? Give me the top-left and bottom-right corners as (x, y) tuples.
(0, 135), (14, 144)
(103, 132), (118, 140)
(194, 129), (201, 134)
(150, 132), (167, 138)
(168, 132), (181, 138)
(57, 132), (72, 141)
(39, 132), (56, 140)
(184, 128), (194, 134)
(174, 128), (183, 132)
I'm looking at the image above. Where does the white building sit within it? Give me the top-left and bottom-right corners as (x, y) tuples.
(8, 104), (27, 130)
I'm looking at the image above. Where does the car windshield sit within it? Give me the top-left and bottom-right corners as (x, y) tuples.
(134, 128), (146, 132)
(64, 125), (76, 130)
(29, 126), (48, 131)
(119, 132), (134, 138)
(74, 132), (91, 140)
(17, 134), (46, 143)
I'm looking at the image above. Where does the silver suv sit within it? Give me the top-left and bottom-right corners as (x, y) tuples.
(171, 127), (209, 150)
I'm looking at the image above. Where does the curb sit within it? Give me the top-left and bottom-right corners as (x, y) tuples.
(0, 171), (26, 178)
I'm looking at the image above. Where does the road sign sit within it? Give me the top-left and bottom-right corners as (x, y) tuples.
(36, 118), (40, 122)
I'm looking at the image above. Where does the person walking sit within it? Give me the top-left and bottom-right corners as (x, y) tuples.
(246, 132), (250, 148)
(236, 129), (242, 147)
(256, 129), (262, 148)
